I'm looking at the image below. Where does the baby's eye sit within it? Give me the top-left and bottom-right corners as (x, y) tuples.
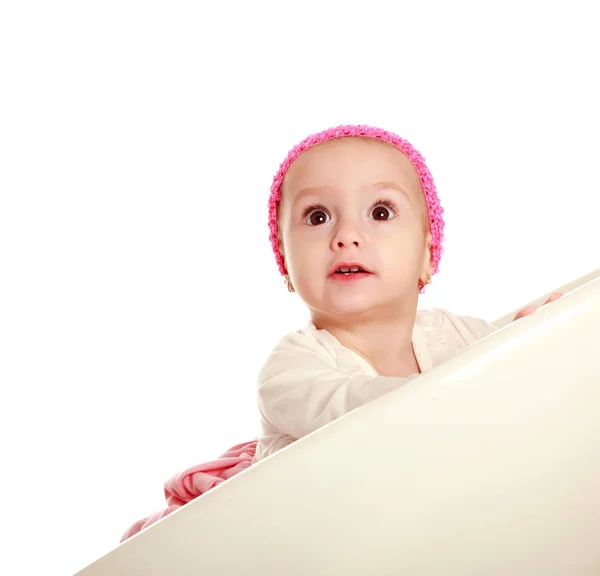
(370, 204), (396, 221)
(305, 208), (330, 226)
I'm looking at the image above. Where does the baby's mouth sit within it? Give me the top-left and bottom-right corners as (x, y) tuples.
(334, 266), (368, 276)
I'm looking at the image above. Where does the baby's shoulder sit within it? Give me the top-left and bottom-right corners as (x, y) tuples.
(258, 323), (340, 380)
(270, 322), (339, 357)
(416, 307), (498, 345)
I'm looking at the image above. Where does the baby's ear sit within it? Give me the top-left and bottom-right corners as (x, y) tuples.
(278, 235), (289, 272)
(421, 231), (433, 275)
(425, 230), (433, 260)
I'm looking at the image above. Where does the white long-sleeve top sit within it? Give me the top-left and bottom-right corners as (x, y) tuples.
(254, 308), (497, 462)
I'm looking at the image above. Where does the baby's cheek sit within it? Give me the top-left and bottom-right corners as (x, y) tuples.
(286, 238), (320, 276)
(384, 236), (423, 270)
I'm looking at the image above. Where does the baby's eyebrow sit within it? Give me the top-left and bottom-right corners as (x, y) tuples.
(369, 180), (411, 200)
(290, 185), (335, 209)
(290, 180), (412, 208)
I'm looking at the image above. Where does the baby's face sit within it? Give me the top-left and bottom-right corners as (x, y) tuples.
(278, 137), (432, 321)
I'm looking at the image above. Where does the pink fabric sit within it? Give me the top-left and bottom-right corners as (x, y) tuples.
(120, 440), (257, 542)
(268, 124), (445, 289)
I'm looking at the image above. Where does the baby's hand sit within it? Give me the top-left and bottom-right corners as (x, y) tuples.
(512, 292), (563, 321)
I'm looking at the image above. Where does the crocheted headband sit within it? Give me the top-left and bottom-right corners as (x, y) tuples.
(268, 124), (445, 280)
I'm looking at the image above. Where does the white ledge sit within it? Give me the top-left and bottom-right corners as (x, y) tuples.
(78, 270), (600, 576)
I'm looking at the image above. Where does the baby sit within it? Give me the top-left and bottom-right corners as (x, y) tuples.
(255, 125), (559, 461)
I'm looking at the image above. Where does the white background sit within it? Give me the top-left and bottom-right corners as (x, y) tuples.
(1, 1), (598, 574)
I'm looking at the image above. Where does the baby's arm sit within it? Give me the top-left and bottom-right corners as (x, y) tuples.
(258, 331), (411, 440)
(452, 291), (563, 340)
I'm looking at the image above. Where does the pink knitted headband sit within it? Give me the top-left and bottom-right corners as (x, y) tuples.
(268, 124), (445, 279)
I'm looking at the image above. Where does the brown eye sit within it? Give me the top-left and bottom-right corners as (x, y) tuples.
(305, 209), (330, 226)
(371, 204), (395, 221)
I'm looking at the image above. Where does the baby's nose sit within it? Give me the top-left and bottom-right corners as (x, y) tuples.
(331, 221), (363, 249)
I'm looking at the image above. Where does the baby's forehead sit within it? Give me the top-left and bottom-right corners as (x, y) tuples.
(281, 136), (422, 199)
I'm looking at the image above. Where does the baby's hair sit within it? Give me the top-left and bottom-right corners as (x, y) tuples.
(268, 124), (445, 282)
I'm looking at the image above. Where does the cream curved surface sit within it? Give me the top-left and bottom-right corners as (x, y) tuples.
(78, 270), (600, 576)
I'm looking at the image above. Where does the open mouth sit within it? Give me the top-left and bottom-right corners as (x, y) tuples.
(334, 266), (368, 276)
